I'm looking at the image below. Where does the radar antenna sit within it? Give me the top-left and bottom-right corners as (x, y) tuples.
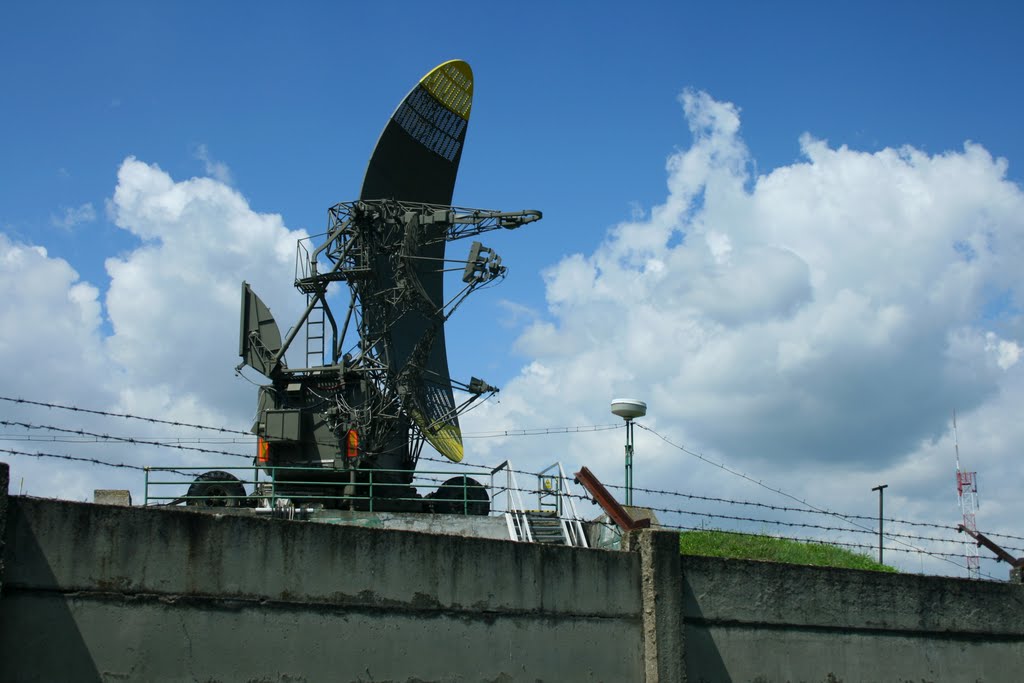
(230, 60), (542, 512)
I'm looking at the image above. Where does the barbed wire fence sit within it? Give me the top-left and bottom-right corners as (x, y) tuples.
(0, 394), (1015, 580)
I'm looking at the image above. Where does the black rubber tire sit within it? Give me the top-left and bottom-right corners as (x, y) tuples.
(427, 476), (490, 516)
(185, 470), (247, 508)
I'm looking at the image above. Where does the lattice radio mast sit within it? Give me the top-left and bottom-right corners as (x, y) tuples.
(953, 411), (980, 579)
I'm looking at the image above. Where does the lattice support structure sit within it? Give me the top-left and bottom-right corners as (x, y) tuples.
(957, 470), (980, 578)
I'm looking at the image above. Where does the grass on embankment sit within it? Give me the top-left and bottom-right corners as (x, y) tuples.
(678, 530), (898, 572)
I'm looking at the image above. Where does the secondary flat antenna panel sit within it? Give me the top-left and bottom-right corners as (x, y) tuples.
(358, 60), (474, 462)
(239, 281), (283, 379)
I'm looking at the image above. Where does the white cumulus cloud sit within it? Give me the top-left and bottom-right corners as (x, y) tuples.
(1, 158), (306, 501)
(462, 91), (1024, 577)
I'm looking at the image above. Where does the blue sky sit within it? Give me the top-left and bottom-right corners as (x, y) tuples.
(6, 2), (1022, 288)
(3, 2), (1024, 576)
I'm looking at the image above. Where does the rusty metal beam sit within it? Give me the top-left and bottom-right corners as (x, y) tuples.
(958, 524), (1024, 568)
(574, 466), (651, 532)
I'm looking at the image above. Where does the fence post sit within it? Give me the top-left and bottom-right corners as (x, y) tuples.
(625, 528), (685, 682)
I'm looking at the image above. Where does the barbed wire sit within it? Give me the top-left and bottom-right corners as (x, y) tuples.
(6, 438), (1010, 559)
(0, 434), (252, 444)
(136, 463), (1012, 578)
(601, 481), (956, 529)
(0, 394), (623, 440)
(636, 423), (882, 526)
(601, 480), (1024, 542)
(552, 487), (1024, 554)
(5, 415), (1016, 545)
(2, 441), (1007, 577)
(633, 423), (1024, 547)
(1, 443), (983, 558)
(0, 395), (254, 435)
(0, 446), (190, 475)
(461, 424), (623, 438)
(635, 502), (1024, 553)
(421, 450), (1024, 547)
(559, 479), (1002, 577)
(425, 450), (1024, 555)
(4, 394), (1021, 559)
(0, 420), (252, 460)
(561, 483), (1001, 580)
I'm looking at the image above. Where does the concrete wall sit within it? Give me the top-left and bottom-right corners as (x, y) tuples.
(3, 463), (1023, 683)
(680, 554), (1024, 683)
(1, 495), (642, 682)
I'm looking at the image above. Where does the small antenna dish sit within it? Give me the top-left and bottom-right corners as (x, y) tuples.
(611, 398), (647, 420)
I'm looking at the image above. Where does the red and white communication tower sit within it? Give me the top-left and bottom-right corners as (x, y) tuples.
(953, 412), (980, 579)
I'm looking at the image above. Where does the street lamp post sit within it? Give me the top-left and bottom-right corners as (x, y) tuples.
(872, 484), (888, 565)
(611, 398), (647, 507)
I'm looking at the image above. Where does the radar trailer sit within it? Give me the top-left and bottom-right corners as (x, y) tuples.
(203, 60), (540, 512)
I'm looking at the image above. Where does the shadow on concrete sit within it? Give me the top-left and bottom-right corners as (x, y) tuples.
(0, 498), (102, 682)
(681, 573), (732, 683)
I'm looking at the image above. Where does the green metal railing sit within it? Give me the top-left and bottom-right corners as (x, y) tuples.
(144, 465), (493, 515)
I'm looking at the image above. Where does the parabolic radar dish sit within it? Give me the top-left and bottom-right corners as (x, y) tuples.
(358, 60), (474, 462)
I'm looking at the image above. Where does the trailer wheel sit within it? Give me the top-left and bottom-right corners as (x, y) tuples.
(428, 476), (490, 516)
(186, 470), (247, 507)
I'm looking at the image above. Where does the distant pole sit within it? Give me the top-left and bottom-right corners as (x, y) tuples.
(872, 484), (888, 564)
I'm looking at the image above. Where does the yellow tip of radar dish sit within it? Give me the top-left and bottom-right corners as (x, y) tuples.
(429, 422), (464, 464)
(419, 59), (474, 121)
(409, 408), (464, 463)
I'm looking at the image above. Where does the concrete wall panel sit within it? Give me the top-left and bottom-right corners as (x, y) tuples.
(685, 623), (1024, 683)
(1, 497), (642, 682)
(4, 498), (640, 618)
(680, 554), (1024, 683)
(680, 555), (1024, 634)
(1, 591), (640, 682)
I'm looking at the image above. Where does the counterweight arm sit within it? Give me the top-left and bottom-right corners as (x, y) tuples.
(430, 207), (542, 241)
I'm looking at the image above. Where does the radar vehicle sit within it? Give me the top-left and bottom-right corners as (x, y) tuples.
(202, 60), (540, 512)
